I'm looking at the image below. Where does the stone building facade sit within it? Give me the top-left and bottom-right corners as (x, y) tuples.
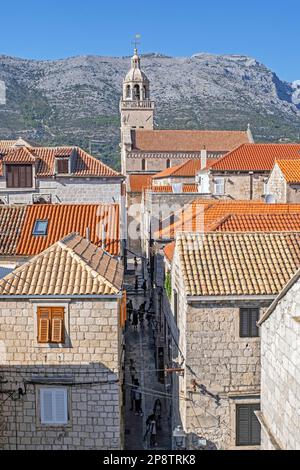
(0, 234), (125, 450)
(266, 161), (300, 203)
(257, 271), (300, 450)
(163, 232), (300, 450)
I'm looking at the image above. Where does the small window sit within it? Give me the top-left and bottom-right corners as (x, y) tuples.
(40, 388), (68, 425)
(166, 159), (171, 168)
(214, 177), (225, 195)
(236, 403), (261, 446)
(37, 307), (64, 343)
(33, 220), (48, 236)
(56, 159), (69, 174)
(141, 159), (146, 171)
(240, 309), (259, 338)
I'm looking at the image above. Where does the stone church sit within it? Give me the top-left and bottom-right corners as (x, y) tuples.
(120, 48), (254, 176)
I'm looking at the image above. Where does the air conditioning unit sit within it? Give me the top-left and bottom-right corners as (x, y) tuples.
(32, 194), (52, 204)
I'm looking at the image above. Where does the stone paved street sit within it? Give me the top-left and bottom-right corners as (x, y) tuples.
(124, 260), (172, 450)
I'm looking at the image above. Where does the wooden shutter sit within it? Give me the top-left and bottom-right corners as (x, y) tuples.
(250, 310), (259, 337)
(37, 308), (50, 343)
(240, 309), (250, 337)
(236, 404), (261, 446)
(51, 308), (64, 343)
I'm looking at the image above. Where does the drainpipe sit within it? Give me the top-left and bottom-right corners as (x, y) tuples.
(249, 172), (254, 200)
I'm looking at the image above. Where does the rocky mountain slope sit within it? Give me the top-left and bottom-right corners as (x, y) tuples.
(0, 52), (300, 169)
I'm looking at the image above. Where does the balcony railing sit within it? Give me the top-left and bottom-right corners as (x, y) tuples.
(120, 100), (154, 109)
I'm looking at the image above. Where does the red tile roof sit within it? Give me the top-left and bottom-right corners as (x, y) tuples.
(132, 130), (251, 152)
(211, 213), (300, 232)
(128, 174), (152, 192)
(151, 184), (198, 193)
(276, 159), (300, 183)
(0, 206), (26, 255)
(152, 158), (219, 180)
(16, 204), (120, 256)
(158, 200), (300, 239)
(210, 143), (300, 172)
(3, 147), (36, 164)
(0, 145), (121, 178)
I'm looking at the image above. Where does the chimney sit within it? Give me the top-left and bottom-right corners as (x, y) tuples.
(201, 148), (207, 170)
(85, 227), (90, 241)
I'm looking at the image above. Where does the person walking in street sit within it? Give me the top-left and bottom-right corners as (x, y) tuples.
(129, 359), (137, 384)
(132, 309), (139, 331)
(144, 414), (157, 447)
(142, 279), (147, 295)
(133, 380), (143, 416)
(153, 399), (162, 430)
(127, 299), (133, 322)
(129, 381), (136, 411)
(135, 275), (139, 291)
(134, 256), (138, 270)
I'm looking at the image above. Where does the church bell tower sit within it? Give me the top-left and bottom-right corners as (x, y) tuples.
(120, 47), (154, 133)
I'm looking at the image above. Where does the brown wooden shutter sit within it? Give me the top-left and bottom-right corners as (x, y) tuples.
(51, 308), (64, 343)
(38, 308), (51, 343)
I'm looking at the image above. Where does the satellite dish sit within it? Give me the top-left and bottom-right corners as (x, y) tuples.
(265, 194), (276, 204)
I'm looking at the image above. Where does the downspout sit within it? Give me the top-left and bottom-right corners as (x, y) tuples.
(249, 171), (254, 200)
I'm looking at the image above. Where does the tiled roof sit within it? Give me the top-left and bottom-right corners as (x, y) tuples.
(0, 145), (120, 178)
(164, 242), (175, 262)
(210, 143), (300, 172)
(3, 147), (36, 164)
(0, 206), (26, 255)
(128, 174), (152, 192)
(151, 184), (199, 193)
(132, 130), (251, 152)
(177, 232), (300, 297)
(276, 159), (300, 183)
(0, 233), (123, 297)
(152, 159), (219, 179)
(0, 138), (34, 152)
(157, 200), (300, 239)
(212, 213), (300, 232)
(16, 203), (120, 256)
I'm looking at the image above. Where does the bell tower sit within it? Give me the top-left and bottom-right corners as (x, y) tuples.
(120, 47), (154, 133)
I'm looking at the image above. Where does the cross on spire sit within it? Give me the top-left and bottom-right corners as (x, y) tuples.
(132, 33), (141, 53)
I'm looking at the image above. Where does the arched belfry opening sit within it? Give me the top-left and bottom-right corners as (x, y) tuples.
(133, 84), (141, 101)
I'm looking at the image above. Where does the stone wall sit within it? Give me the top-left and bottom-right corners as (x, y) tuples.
(210, 172), (267, 200)
(0, 298), (123, 450)
(266, 164), (287, 202)
(0, 177), (122, 204)
(260, 278), (300, 450)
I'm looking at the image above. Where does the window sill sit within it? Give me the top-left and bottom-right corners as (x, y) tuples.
(1, 187), (36, 192)
(228, 445), (260, 450)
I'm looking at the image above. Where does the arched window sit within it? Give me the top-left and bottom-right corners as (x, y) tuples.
(142, 159), (146, 171)
(134, 84), (140, 100)
(166, 159), (171, 168)
(143, 85), (147, 99)
(126, 85), (131, 99)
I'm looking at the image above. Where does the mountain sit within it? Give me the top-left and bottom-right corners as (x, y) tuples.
(0, 52), (300, 170)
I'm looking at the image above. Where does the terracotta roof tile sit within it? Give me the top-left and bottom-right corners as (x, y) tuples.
(158, 200), (300, 239)
(212, 213), (300, 232)
(0, 206), (26, 255)
(0, 233), (123, 297)
(0, 144), (121, 178)
(210, 143), (300, 172)
(276, 159), (300, 183)
(16, 203), (120, 256)
(128, 174), (152, 192)
(152, 159), (219, 179)
(151, 184), (199, 193)
(177, 232), (300, 297)
(3, 147), (36, 164)
(132, 130), (251, 152)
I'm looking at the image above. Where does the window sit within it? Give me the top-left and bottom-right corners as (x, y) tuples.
(126, 84), (131, 99)
(240, 308), (259, 338)
(173, 290), (178, 325)
(56, 159), (69, 174)
(141, 159), (146, 171)
(6, 164), (33, 188)
(40, 388), (68, 425)
(214, 177), (225, 195)
(37, 307), (65, 344)
(236, 404), (261, 446)
(166, 159), (171, 168)
(133, 84), (140, 100)
(33, 220), (48, 236)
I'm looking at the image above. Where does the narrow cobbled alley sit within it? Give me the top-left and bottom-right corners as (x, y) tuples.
(124, 257), (172, 450)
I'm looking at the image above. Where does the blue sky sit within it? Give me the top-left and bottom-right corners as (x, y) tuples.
(0, 0), (299, 82)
